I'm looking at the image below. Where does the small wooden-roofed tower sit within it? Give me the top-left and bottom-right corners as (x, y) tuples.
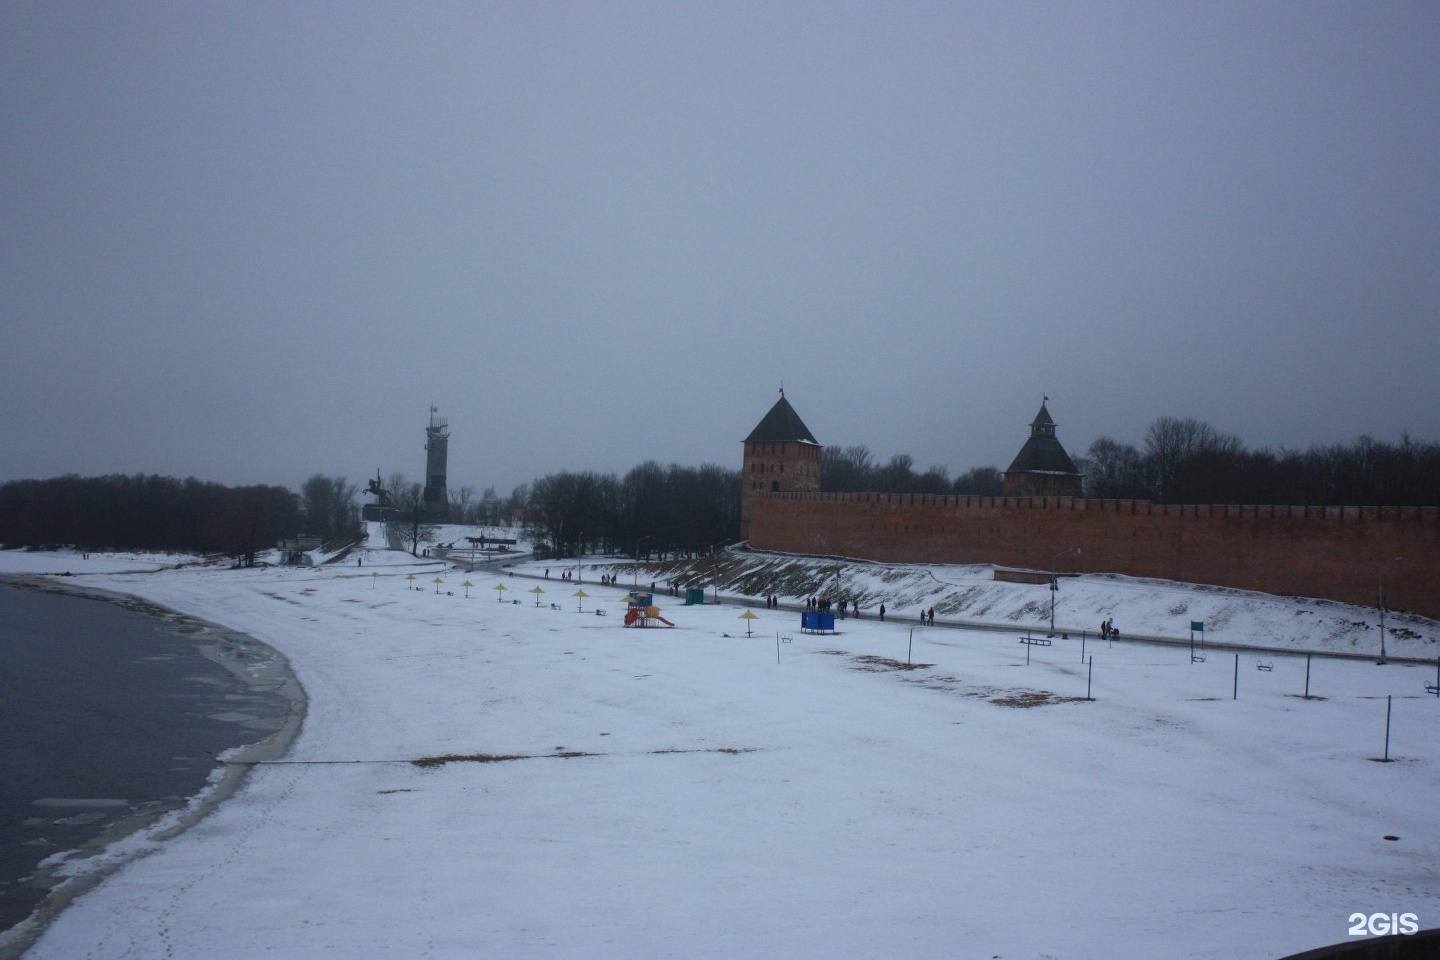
(1003, 399), (1084, 497)
(740, 390), (821, 542)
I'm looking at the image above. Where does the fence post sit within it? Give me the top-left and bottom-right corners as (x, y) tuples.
(1086, 655), (1093, 701)
(1233, 653), (1239, 700)
(1384, 695), (1393, 761)
(1304, 654), (1312, 698)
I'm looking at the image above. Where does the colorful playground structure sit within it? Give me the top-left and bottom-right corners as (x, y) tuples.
(623, 591), (675, 628)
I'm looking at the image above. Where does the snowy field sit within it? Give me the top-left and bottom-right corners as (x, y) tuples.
(528, 551), (1440, 662)
(4, 544), (1439, 959)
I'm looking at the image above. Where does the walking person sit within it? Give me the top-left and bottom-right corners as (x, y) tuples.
(879, 603), (886, 622)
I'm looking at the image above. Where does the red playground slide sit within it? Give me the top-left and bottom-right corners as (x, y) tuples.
(623, 607), (675, 627)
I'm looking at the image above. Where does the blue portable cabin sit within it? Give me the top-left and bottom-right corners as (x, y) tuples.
(801, 611), (836, 633)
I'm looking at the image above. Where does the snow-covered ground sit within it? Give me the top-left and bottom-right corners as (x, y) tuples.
(4, 542), (1439, 959)
(356, 520), (533, 564)
(0, 549), (211, 576)
(528, 550), (1440, 661)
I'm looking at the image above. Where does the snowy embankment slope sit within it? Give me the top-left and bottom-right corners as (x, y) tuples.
(5, 543), (1439, 960)
(535, 549), (1440, 661)
(357, 520), (533, 563)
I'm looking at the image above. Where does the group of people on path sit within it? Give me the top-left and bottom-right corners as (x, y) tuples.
(805, 596), (869, 619)
(803, 602), (936, 625)
(540, 568), (660, 589)
(1099, 618), (1120, 640)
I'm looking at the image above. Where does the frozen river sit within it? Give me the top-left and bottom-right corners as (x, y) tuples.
(0, 581), (294, 935)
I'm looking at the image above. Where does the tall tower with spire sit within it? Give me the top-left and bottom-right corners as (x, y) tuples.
(740, 389), (822, 541)
(422, 406), (450, 520)
(1002, 399), (1084, 497)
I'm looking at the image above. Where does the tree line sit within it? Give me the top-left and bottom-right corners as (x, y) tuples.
(0, 472), (379, 564)
(4, 419), (1433, 565)
(520, 461), (740, 560)
(821, 446), (1005, 496)
(819, 419), (1440, 506)
(0, 474), (299, 565)
(1082, 418), (1440, 505)
(0, 463), (741, 565)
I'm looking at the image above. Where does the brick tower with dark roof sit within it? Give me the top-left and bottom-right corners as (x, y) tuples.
(740, 390), (821, 542)
(1003, 399), (1084, 497)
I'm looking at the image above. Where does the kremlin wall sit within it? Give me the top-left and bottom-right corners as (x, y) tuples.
(741, 394), (1440, 622)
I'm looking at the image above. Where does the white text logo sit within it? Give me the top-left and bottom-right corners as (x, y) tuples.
(1349, 913), (1419, 937)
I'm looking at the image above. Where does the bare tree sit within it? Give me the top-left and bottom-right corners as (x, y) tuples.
(301, 474), (360, 545)
(874, 453), (916, 493)
(913, 465), (951, 495)
(1143, 417), (1243, 502)
(383, 477), (436, 556)
(1083, 438), (1147, 499)
(449, 484), (476, 525)
(820, 445), (875, 492)
(952, 466), (1004, 496)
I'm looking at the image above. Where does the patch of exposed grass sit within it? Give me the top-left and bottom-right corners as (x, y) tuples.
(989, 691), (1088, 708)
(412, 751), (596, 768)
(414, 747), (757, 767)
(850, 655), (932, 671)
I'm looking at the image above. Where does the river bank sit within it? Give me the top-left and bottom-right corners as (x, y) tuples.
(0, 575), (305, 959)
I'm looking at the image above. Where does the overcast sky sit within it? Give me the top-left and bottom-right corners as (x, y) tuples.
(4, 2), (1437, 497)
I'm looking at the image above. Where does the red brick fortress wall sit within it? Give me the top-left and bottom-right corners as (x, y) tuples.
(747, 493), (1440, 620)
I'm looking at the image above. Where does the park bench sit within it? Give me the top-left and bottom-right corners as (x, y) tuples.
(1018, 636), (1052, 647)
(1256, 661), (1274, 672)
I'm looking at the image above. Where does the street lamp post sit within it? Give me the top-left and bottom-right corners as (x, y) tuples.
(1049, 547), (1081, 637)
(707, 539), (734, 603)
(635, 535), (651, 587)
(1377, 555), (1404, 665)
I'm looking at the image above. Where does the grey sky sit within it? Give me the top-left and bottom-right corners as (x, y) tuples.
(4, 2), (1437, 497)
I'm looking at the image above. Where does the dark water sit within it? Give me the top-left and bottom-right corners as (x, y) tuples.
(0, 581), (295, 933)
